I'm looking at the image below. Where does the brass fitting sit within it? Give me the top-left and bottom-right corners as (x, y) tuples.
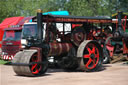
(37, 9), (42, 13)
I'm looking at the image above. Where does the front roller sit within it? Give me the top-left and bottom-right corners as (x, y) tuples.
(77, 40), (103, 71)
(12, 50), (48, 76)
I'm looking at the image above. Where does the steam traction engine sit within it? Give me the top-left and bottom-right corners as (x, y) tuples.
(11, 9), (112, 76)
(103, 12), (128, 63)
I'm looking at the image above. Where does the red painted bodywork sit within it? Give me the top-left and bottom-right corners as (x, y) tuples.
(0, 17), (24, 48)
(2, 40), (21, 56)
(72, 24), (82, 28)
(1, 16), (34, 60)
(106, 45), (114, 57)
(122, 39), (128, 54)
(0, 29), (4, 47)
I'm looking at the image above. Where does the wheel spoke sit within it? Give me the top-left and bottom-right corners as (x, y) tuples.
(85, 58), (92, 69)
(89, 59), (96, 69)
(92, 47), (95, 53)
(92, 59), (96, 65)
(31, 64), (37, 71)
(83, 54), (90, 58)
(87, 48), (92, 54)
(31, 64), (39, 74)
(95, 53), (99, 58)
(35, 68), (39, 74)
(94, 48), (99, 58)
(94, 50), (99, 65)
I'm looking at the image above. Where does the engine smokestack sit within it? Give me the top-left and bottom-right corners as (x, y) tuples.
(37, 9), (43, 43)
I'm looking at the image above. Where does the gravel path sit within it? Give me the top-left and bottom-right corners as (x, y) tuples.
(0, 63), (128, 85)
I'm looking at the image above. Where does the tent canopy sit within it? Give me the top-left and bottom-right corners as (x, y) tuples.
(0, 17), (24, 30)
(43, 11), (69, 16)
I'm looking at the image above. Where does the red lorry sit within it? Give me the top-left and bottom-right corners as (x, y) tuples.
(0, 17), (24, 48)
(0, 17), (24, 58)
(0, 17), (34, 60)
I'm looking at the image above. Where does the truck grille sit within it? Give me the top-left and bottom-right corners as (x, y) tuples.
(2, 45), (20, 55)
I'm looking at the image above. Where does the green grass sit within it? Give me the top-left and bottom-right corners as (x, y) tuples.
(0, 60), (11, 65)
(0, 55), (10, 64)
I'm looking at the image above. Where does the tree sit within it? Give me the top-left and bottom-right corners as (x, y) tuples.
(119, 0), (128, 12)
(0, 0), (49, 22)
(64, 0), (110, 16)
(0, 0), (128, 23)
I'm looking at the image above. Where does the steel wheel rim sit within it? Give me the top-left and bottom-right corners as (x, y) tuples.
(83, 43), (100, 69)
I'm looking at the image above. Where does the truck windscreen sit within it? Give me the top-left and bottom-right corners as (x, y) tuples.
(3, 30), (21, 41)
(22, 24), (37, 39)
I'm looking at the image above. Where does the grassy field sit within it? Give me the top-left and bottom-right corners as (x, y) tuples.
(0, 59), (10, 65)
(0, 54), (9, 64)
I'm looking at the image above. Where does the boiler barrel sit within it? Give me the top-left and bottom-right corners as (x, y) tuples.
(48, 43), (72, 56)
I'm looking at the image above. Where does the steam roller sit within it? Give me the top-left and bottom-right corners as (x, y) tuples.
(11, 9), (103, 76)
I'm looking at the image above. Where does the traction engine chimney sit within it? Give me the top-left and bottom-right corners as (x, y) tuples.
(118, 11), (123, 32)
(37, 9), (43, 43)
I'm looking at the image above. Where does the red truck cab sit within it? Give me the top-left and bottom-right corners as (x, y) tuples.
(1, 27), (22, 60)
(0, 17), (24, 58)
(1, 17), (34, 60)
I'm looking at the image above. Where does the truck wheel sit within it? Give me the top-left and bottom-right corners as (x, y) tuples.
(77, 40), (103, 72)
(12, 50), (48, 76)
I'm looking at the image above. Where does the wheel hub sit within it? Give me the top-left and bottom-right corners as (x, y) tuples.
(90, 54), (95, 59)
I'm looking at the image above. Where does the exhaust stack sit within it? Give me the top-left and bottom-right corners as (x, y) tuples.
(37, 9), (43, 43)
(117, 11), (123, 32)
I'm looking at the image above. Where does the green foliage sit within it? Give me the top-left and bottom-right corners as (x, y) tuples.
(0, 0), (128, 23)
(0, 0), (49, 22)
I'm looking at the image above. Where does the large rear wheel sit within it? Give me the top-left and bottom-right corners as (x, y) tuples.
(77, 40), (103, 72)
